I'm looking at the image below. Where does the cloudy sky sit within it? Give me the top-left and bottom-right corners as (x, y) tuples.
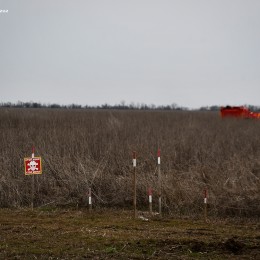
(1, 0), (260, 108)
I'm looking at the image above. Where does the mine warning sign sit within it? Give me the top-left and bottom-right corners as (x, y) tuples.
(24, 157), (42, 175)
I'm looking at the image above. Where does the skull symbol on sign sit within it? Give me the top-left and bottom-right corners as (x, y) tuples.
(28, 160), (38, 172)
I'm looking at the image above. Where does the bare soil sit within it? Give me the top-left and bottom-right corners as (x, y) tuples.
(0, 208), (259, 259)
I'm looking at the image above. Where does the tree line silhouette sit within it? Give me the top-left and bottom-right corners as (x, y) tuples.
(1, 101), (259, 111)
(0, 101), (259, 112)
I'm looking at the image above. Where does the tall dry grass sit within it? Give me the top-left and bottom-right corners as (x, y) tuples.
(0, 108), (259, 217)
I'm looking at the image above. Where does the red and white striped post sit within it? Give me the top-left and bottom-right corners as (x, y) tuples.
(32, 146), (35, 158)
(133, 151), (137, 218)
(88, 187), (92, 211)
(204, 189), (208, 222)
(148, 187), (153, 215)
(157, 148), (162, 216)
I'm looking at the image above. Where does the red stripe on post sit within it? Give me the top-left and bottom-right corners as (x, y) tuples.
(32, 146), (35, 158)
(133, 151), (136, 159)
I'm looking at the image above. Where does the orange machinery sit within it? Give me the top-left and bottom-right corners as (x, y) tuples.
(220, 106), (260, 119)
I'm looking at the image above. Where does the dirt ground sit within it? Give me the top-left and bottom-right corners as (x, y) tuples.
(0, 208), (259, 259)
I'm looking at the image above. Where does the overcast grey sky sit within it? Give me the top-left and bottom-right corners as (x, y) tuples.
(1, 0), (260, 108)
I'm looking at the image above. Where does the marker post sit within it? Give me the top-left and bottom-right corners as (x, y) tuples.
(157, 149), (162, 216)
(133, 151), (137, 218)
(88, 187), (92, 212)
(148, 188), (153, 215)
(24, 146), (42, 210)
(204, 189), (208, 222)
(31, 147), (35, 210)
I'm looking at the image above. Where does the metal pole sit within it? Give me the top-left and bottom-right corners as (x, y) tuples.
(158, 149), (162, 216)
(133, 151), (137, 218)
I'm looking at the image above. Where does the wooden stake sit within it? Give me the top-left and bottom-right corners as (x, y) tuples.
(31, 175), (34, 210)
(89, 187), (92, 212)
(133, 151), (137, 218)
(31, 146), (35, 210)
(204, 189), (208, 222)
(158, 149), (162, 216)
(148, 188), (152, 215)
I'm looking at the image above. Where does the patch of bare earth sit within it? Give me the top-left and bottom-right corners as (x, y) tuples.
(0, 209), (259, 259)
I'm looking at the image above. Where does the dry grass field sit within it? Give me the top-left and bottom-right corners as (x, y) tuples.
(0, 108), (260, 217)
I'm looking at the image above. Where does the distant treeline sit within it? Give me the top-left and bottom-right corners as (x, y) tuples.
(0, 101), (259, 111)
(0, 101), (187, 110)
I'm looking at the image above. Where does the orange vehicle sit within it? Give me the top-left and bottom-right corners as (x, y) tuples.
(220, 106), (260, 119)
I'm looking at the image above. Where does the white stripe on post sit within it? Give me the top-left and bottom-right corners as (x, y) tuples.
(133, 151), (136, 167)
(89, 187), (92, 211)
(148, 187), (152, 214)
(89, 188), (92, 204)
(148, 188), (152, 203)
(157, 149), (161, 165)
(133, 159), (136, 167)
(204, 189), (208, 222)
(204, 189), (207, 204)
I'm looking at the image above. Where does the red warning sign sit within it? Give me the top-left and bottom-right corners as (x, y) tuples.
(24, 157), (42, 175)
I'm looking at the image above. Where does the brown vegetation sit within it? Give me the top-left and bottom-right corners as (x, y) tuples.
(0, 108), (259, 217)
(0, 209), (259, 259)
